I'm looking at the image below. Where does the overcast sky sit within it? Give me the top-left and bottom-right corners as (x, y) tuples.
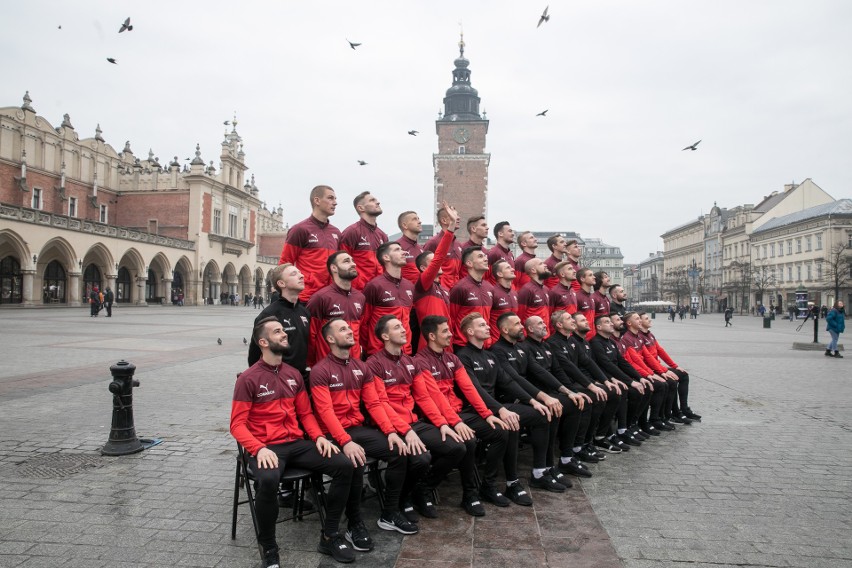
(3, 1), (851, 263)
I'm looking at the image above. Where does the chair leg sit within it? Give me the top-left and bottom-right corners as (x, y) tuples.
(369, 464), (386, 512)
(231, 459), (242, 539)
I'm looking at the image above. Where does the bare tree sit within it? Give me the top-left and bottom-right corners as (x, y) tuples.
(661, 267), (691, 306)
(751, 259), (776, 307)
(822, 242), (850, 304)
(723, 260), (752, 314)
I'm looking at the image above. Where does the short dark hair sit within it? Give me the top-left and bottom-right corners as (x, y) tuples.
(397, 210), (416, 231)
(493, 221), (510, 240)
(496, 311), (517, 333)
(353, 191), (371, 209)
(321, 317), (345, 344)
(375, 314), (399, 340)
(467, 214), (485, 233)
(375, 241), (395, 267)
(609, 284), (623, 297)
(461, 246), (480, 267)
(327, 250), (349, 274)
(420, 315), (448, 340)
(565, 238), (578, 247)
(415, 250), (433, 272)
(594, 314), (611, 326)
(252, 316), (279, 344)
(491, 258), (508, 278)
(577, 267), (593, 281)
(310, 185), (333, 206)
(546, 234), (562, 252)
(636, 310), (647, 318)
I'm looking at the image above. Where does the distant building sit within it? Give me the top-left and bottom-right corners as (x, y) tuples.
(637, 252), (664, 302)
(622, 263), (638, 305)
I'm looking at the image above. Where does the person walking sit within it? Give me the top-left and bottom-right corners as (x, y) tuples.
(825, 301), (845, 358)
(724, 307), (733, 327)
(104, 287), (114, 317)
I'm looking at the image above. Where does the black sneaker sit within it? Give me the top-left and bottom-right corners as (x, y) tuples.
(318, 533), (355, 563)
(651, 420), (675, 432)
(549, 466), (573, 488)
(618, 432), (642, 446)
(608, 435), (630, 452)
(505, 482), (533, 506)
(640, 424), (661, 436)
(480, 484), (510, 507)
(345, 520), (374, 552)
(461, 493), (485, 517)
(529, 470), (567, 493)
(377, 511), (419, 535)
(834, 351), (844, 358)
(262, 547), (280, 568)
(585, 443), (607, 460)
(412, 486), (438, 518)
(826, 349), (833, 356)
(593, 437), (623, 454)
(675, 414), (693, 425)
(575, 447), (600, 463)
(662, 420), (677, 430)
(558, 457), (592, 478)
(683, 409), (702, 421)
(400, 499), (419, 523)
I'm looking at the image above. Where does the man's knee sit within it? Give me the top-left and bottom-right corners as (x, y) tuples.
(408, 452), (431, 475)
(254, 466), (283, 494)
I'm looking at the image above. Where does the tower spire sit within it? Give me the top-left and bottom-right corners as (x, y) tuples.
(441, 33), (481, 121)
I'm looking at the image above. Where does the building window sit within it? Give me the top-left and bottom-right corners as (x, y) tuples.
(796, 238), (802, 253)
(242, 218), (248, 240)
(787, 240), (793, 255)
(805, 236), (812, 252)
(816, 234), (822, 250)
(797, 265), (801, 281)
(99, 204), (108, 223)
(213, 209), (222, 234)
(787, 266), (793, 281)
(32, 188), (42, 209)
(770, 243), (775, 258)
(458, 146), (465, 155)
(762, 245), (767, 258)
(817, 262), (822, 280)
(777, 268), (783, 283)
(777, 241), (783, 257)
(806, 264), (812, 281)
(0, 256), (23, 304)
(68, 197), (77, 218)
(228, 205), (238, 237)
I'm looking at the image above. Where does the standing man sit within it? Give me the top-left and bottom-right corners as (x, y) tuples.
(486, 221), (515, 286)
(548, 261), (578, 317)
(449, 248), (495, 349)
(424, 206), (464, 291)
(592, 272), (612, 321)
(396, 210), (425, 285)
(305, 251), (366, 366)
(544, 235), (568, 288)
(513, 232), (539, 289)
(489, 260), (518, 345)
(248, 264), (311, 373)
(575, 268), (598, 339)
(826, 300), (846, 358)
(279, 185), (342, 303)
(341, 192), (388, 291)
(89, 286), (100, 317)
(609, 285), (627, 318)
(460, 215), (488, 251)
(564, 239), (583, 291)
(516, 258), (552, 334)
(231, 317), (357, 566)
(361, 242), (415, 355)
(103, 286), (114, 317)
(310, 319), (420, 549)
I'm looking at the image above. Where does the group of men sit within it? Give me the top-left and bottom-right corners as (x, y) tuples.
(230, 185), (702, 567)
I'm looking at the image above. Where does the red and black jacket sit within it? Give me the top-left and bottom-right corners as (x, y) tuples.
(414, 347), (493, 419)
(449, 275), (494, 349)
(279, 215), (342, 303)
(361, 273), (415, 355)
(305, 283), (366, 366)
(341, 219), (389, 291)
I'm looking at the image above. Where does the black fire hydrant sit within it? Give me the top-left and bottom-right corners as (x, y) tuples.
(101, 360), (143, 456)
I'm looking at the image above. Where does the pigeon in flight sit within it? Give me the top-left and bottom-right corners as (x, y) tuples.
(119, 17), (133, 33)
(107, 58), (117, 64)
(357, 160), (368, 166)
(682, 140), (702, 151)
(224, 121), (231, 126)
(537, 6), (550, 28)
(217, 338), (222, 345)
(347, 39), (361, 50)
(536, 109), (548, 117)
(408, 130), (419, 136)
(243, 337), (247, 345)
(57, 25), (62, 30)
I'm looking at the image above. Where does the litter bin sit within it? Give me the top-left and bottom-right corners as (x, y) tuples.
(763, 316), (771, 329)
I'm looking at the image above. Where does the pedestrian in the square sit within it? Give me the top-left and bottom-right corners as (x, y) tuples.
(89, 286), (100, 317)
(825, 301), (845, 358)
(724, 307), (733, 327)
(104, 287), (114, 317)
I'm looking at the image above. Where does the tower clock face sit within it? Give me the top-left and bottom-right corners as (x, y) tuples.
(452, 127), (471, 144)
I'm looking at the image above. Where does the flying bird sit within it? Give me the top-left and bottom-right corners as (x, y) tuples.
(57, 25), (62, 30)
(682, 140), (702, 151)
(537, 6), (550, 28)
(106, 58), (117, 64)
(119, 17), (133, 33)
(224, 121), (231, 126)
(408, 130), (419, 136)
(217, 338), (222, 345)
(243, 337), (247, 345)
(536, 109), (548, 117)
(357, 160), (368, 166)
(347, 39), (361, 50)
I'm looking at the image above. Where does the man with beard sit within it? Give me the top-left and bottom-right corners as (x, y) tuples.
(548, 261), (578, 318)
(609, 285), (627, 317)
(248, 263), (310, 374)
(396, 210), (425, 285)
(424, 206), (464, 290)
(544, 234), (568, 288)
(575, 268), (598, 340)
(589, 314), (650, 447)
(607, 313), (655, 441)
(341, 192), (388, 291)
(279, 185), (342, 303)
(638, 312), (701, 423)
(361, 242), (415, 356)
(414, 315), (510, 517)
(519, 315), (593, 478)
(517, 258), (553, 334)
(306, 251), (366, 366)
(310, 319), (419, 553)
(449, 247), (495, 350)
(592, 272), (612, 320)
(367, 315), (470, 520)
(231, 317), (357, 566)
(460, 215), (488, 251)
(486, 221), (515, 286)
(489, 259), (518, 345)
(458, 313), (567, 500)
(564, 239), (583, 292)
(619, 312), (672, 435)
(513, 231), (539, 289)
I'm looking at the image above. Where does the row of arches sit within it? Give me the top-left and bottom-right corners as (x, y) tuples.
(0, 229), (276, 306)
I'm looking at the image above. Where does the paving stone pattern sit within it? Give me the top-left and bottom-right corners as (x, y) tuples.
(0, 307), (848, 567)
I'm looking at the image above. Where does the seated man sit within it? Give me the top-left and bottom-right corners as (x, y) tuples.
(414, 315), (509, 516)
(311, 319), (418, 556)
(230, 316), (357, 567)
(368, 315), (470, 520)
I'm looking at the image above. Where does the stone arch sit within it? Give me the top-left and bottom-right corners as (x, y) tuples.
(0, 229), (31, 269)
(81, 243), (115, 302)
(238, 265), (252, 299)
(116, 248), (145, 304)
(146, 252), (172, 302)
(171, 256), (192, 304)
(222, 262), (238, 303)
(202, 259), (221, 304)
(254, 267), (265, 295)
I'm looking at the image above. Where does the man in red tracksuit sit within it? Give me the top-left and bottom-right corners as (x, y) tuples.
(543, 234), (568, 289)
(361, 242), (415, 356)
(513, 231), (539, 290)
(638, 312), (701, 423)
(367, 315), (471, 520)
(341, 192), (388, 291)
(449, 247), (495, 349)
(310, 319), (420, 551)
(575, 268), (598, 340)
(592, 271), (612, 321)
(279, 185), (342, 303)
(231, 316), (356, 566)
(396, 210), (425, 285)
(306, 251), (366, 366)
(414, 315), (510, 517)
(486, 221), (515, 286)
(620, 312), (672, 435)
(424, 206), (464, 291)
(489, 259), (518, 346)
(548, 261), (578, 320)
(516, 257), (552, 335)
